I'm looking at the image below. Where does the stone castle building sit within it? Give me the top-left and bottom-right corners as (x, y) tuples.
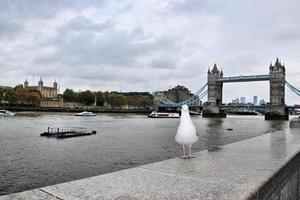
(153, 85), (200, 111)
(164, 85), (194, 103)
(24, 78), (58, 99)
(24, 78), (63, 107)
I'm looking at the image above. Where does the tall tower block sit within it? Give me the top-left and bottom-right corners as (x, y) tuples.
(265, 58), (288, 120)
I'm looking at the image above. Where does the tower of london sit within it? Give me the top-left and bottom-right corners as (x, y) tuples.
(24, 78), (58, 99)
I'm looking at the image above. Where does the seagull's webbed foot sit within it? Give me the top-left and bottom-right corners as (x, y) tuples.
(186, 155), (196, 159)
(180, 155), (195, 159)
(186, 145), (196, 159)
(179, 145), (196, 159)
(179, 145), (187, 159)
(180, 155), (188, 159)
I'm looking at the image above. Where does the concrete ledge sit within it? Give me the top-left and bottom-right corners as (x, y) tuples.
(1, 128), (300, 200)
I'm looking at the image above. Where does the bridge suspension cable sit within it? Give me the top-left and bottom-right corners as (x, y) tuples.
(285, 80), (300, 96)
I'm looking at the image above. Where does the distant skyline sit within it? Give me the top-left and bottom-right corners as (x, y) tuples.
(0, 0), (300, 104)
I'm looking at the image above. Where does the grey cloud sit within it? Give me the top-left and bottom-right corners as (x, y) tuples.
(150, 58), (176, 69)
(0, 0), (107, 40)
(65, 17), (112, 32)
(169, 0), (215, 14)
(0, 15), (23, 39)
(0, 0), (106, 19)
(34, 17), (176, 67)
(272, 32), (300, 42)
(1, 0), (300, 104)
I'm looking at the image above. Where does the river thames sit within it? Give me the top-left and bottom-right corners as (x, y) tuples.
(0, 113), (288, 196)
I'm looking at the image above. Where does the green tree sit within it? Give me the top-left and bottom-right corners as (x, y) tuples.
(0, 89), (7, 103)
(104, 91), (110, 100)
(117, 94), (127, 108)
(96, 91), (105, 106)
(107, 93), (127, 109)
(4, 89), (17, 104)
(78, 90), (95, 105)
(63, 88), (77, 102)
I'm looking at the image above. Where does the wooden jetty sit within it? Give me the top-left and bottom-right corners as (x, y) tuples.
(41, 127), (97, 138)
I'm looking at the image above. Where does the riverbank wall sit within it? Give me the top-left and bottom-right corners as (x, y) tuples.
(1, 128), (300, 199)
(0, 106), (151, 114)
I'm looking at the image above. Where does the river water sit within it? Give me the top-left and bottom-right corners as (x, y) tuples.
(0, 112), (288, 196)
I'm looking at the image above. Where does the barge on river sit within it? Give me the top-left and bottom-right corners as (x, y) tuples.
(41, 127), (97, 138)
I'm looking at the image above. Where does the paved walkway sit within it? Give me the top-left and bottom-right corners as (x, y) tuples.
(1, 128), (300, 200)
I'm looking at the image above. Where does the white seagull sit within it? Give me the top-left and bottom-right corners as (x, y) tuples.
(175, 104), (199, 159)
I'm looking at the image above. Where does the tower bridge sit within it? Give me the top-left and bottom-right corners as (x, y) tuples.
(204, 58), (288, 120)
(155, 58), (300, 120)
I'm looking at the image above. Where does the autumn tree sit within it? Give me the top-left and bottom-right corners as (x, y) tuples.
(26, 90), (42, 105)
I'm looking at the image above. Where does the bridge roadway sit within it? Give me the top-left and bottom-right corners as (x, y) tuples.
(1, 128), (300, 199)
(218, 74), (270, 83)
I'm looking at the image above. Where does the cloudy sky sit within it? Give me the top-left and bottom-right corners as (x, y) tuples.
(0, 0), (300, 104)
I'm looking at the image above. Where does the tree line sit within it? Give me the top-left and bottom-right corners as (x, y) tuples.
(0, 85), (41, 106)
(0, 85), (153, 109)
(63, 89), (153, 109)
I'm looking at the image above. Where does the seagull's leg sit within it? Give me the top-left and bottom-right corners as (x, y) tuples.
(180, 145), (187, 159)
(188, 145), (195, 159)
(188, 145), (191, 157)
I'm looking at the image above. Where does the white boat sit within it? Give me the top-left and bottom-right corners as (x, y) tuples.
(74, 111), (96, 116)
(0, 109), (15, 116)
(290, 116), (300, 128)
(148, 111), (180, 118)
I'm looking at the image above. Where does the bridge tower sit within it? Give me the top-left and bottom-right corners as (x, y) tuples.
(208, 64), (223, 104)
(203, 64), (226, 117)
(265, 58), (288, 120)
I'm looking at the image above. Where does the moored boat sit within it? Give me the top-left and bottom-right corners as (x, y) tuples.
(0, 109), (15, 116)
(74, 111), (96, 116)
(148, 111), (180, 118)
